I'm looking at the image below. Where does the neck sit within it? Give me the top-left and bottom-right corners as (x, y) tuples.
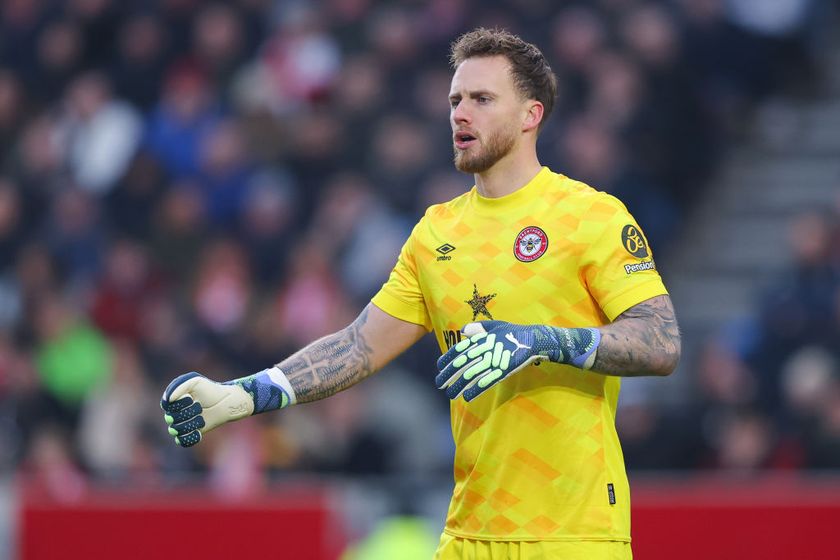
(474, 149), (542, 198)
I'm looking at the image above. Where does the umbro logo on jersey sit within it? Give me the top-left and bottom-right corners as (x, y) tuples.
(436, 243), (455, 261)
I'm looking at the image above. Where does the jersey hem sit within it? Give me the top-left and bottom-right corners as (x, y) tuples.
(442, 528), (631, 543)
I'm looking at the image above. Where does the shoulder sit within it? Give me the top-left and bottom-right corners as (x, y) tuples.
(548, 172), (631, 218)
(423, 189), (472, 219)
(412, 190), (473, 234)
(397, 192), (472, 252)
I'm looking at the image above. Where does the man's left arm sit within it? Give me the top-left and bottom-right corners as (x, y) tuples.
(436, 294), (680, 401)
(591, 294), (681, 377)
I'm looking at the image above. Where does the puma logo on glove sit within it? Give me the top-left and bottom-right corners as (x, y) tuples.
(436, 321), (600, 402)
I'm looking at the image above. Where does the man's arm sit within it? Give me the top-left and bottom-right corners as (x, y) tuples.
(161, 304), (427, 446)
(436, 294), (680, 401)
(278, 303), (428, 402)
(592, 294), (681, 377)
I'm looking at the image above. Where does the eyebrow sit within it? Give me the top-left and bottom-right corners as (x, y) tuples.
(448, 89), (496, 101)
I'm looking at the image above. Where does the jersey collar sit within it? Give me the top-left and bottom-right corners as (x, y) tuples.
(469, 167), (553, 214)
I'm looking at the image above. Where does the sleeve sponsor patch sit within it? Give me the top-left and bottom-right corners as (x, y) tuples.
(621, 224), (649, 258)
(624, 260), (656, 274)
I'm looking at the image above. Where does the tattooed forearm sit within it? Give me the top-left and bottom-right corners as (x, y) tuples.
(592, 295), (681, 377)
(276, 305), (376, 402)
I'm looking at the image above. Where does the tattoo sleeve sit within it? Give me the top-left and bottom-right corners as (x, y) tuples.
(592, 294), (681, 377)
(276, 305), (376, 403)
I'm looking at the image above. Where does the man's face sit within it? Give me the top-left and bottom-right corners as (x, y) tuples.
(449, 55), (524, 174)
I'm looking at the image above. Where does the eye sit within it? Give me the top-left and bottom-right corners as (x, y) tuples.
(450, 99), (460, 109)
(477, 96), (490, 104)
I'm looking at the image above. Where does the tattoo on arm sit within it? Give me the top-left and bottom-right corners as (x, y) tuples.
(592, 295), (681, 377)
(276, 305), (376, 402)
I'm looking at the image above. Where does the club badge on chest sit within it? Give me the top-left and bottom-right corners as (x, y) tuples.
(514, 226), (548, 262)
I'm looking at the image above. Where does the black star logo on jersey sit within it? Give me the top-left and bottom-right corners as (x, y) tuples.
(466, 284), (496, 321)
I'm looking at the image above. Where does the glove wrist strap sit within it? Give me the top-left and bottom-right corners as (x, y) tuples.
(546, 326), (601, 370)
(227, 366), (297, 414)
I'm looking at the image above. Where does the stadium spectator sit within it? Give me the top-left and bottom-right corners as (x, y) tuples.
(60, 72), (143, 194)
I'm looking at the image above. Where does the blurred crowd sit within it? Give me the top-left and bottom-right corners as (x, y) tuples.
(620, 202), (840, 472)
(0, 0), (835, 499)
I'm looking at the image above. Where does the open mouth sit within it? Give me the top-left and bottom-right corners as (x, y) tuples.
(454, 131), (477, 150)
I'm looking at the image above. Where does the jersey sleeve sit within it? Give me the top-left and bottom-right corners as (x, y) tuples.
(371, 220), (433, 331)
(580, 196), (668, 321)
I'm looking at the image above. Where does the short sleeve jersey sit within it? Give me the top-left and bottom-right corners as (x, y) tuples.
(371, 167), (668, 542)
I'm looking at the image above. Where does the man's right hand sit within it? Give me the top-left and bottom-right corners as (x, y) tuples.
(160, 372), (255, 447)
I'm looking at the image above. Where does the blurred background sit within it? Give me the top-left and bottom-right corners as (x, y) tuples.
(1, 0), (840, 558)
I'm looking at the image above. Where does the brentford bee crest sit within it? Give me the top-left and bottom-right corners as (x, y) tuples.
(514, 226), (548, 262)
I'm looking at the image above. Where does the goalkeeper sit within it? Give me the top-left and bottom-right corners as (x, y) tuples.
(162, 28), (680, 560)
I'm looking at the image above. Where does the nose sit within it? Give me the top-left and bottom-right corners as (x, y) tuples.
(451, 101), (470, 126)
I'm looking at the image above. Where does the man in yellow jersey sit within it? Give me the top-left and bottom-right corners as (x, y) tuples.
(160, 28), (680, 560)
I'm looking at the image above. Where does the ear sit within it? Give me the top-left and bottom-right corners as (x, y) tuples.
(522, 101), (544, 133)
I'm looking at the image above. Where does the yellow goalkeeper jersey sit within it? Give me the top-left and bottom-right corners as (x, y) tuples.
(371, 167), (668, 542)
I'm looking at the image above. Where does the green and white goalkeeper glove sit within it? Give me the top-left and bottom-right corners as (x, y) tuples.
(436, 321), (601, 402)
(160, 367), (296, 447)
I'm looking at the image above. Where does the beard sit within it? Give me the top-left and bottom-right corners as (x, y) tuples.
(453, 125), (517, 174)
